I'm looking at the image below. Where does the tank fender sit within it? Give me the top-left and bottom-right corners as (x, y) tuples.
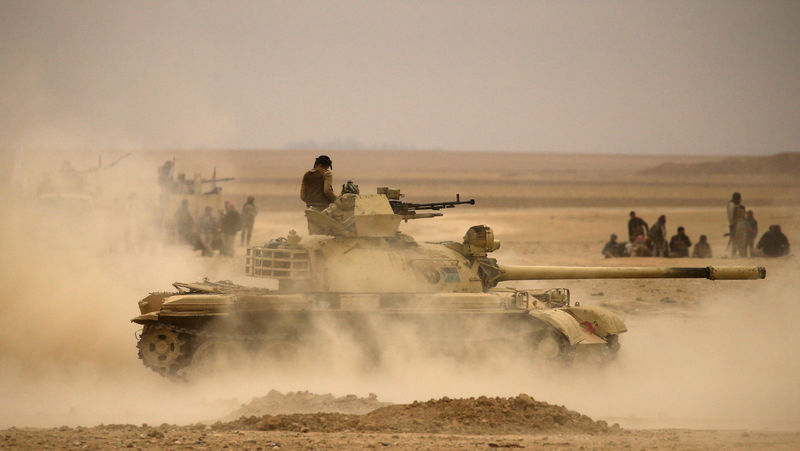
(564, 306), (627, 338)
(139, 292), (170, 314)
(131, 312), (159, 324)
(528, 309), (585, 346)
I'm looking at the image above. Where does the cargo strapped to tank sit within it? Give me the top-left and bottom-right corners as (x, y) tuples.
(246, 247), (311, 279)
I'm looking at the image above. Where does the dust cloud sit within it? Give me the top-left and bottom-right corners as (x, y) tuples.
(1, 151), (798, 432)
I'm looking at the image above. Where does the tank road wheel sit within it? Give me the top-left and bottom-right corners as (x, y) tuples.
(137, 325), (189, 376)
(261, 340), (298, 361)
(185, 339), (246, 378)
(531, 329), (571, 362)
(606, 334), (621, 353)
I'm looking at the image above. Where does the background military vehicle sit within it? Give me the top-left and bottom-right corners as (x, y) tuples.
(157, 160), (234, 240)
(133, 187), (766, 378)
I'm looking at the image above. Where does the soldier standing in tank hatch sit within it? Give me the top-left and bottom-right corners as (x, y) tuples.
(300, 155), (337, 211)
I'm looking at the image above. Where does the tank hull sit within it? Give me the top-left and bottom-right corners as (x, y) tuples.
(134, 287), (623, 378)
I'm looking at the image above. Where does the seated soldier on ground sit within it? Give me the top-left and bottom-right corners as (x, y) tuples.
(669, 226), (692, 257)
(757, 225), (790, 257)
(692, 234), (712, 258)
(601, 234), (628, 258)
(630, 235), (652, 257)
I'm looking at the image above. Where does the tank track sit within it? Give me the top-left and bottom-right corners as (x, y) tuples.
(136, 317), (610, 379)
(136, 322), (281, 379)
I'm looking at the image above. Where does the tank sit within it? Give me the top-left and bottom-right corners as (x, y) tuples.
(133, 187), (766, 378)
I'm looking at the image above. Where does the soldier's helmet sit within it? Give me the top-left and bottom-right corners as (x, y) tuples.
(341, 180), (360, 195)
(315, 155), (333, 169)
(610, 233), (617, 240)
(732, 192), (741, 201)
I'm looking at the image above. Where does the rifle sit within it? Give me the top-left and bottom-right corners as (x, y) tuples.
(390, 194), (475, 219)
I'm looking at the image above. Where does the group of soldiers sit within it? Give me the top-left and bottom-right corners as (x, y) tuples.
(174, 197), (258, 256)
(158, 159), (257, 257)
(726, 192), (790, 258)
(603, 192), (790, 259)
(165, 154), (792, 260)
(167, 154), (338, 258)
(603, 212), (710, 258)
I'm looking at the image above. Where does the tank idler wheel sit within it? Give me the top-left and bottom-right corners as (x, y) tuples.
(138, 326), (187, 374)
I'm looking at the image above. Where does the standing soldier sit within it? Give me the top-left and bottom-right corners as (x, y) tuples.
(300, 155), (337, 211)
(745, 210), (758, 257)
(726, 192), (741, 233)
(726, 192), (745, 257)
(174, 199), (194, 245)
(241, 195), (258, 246)
(197, 206), (219, 256)
(727, 193), (747, 257)
(158, 159), (174, 190)
(627, 211), (649, 242)
(649, 215), (668, 257)
(220, 201), (242, 257)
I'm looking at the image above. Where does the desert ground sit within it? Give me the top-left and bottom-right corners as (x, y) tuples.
(1, 149), (799, 449)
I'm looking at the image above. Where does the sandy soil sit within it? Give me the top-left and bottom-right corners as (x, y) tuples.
(2, 150), (799, 449)
(5, 425), (800, 450)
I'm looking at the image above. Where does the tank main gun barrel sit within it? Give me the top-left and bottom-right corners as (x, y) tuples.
(494, 265), (766, 282)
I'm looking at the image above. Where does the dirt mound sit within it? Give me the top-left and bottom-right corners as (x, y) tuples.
(222, 394), (614, 434)
(641, 152), (800, 175)
(222, 390), (391, 420)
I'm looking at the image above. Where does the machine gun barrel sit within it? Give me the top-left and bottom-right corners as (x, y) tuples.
(393, 194), (476, 214)
(199, 177), (235, 184)
(495, 265), (766, 281)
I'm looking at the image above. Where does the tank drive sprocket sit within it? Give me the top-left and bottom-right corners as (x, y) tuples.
(137, 325), (191, 377)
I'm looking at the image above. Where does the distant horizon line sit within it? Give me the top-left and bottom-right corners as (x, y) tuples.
(14, 147), (798, 158)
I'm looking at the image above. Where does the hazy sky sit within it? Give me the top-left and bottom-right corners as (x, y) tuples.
(2, 1), (799, 154)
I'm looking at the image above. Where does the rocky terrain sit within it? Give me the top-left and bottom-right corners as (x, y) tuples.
(222, 394), (614, 435)
(222, 390), (391, 420)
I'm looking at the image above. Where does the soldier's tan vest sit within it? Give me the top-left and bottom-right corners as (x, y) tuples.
(302, 169), (330, 207)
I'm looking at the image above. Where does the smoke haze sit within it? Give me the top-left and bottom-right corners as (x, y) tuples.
(1, 149), (798, 431)
(2, 1), (799, 154)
